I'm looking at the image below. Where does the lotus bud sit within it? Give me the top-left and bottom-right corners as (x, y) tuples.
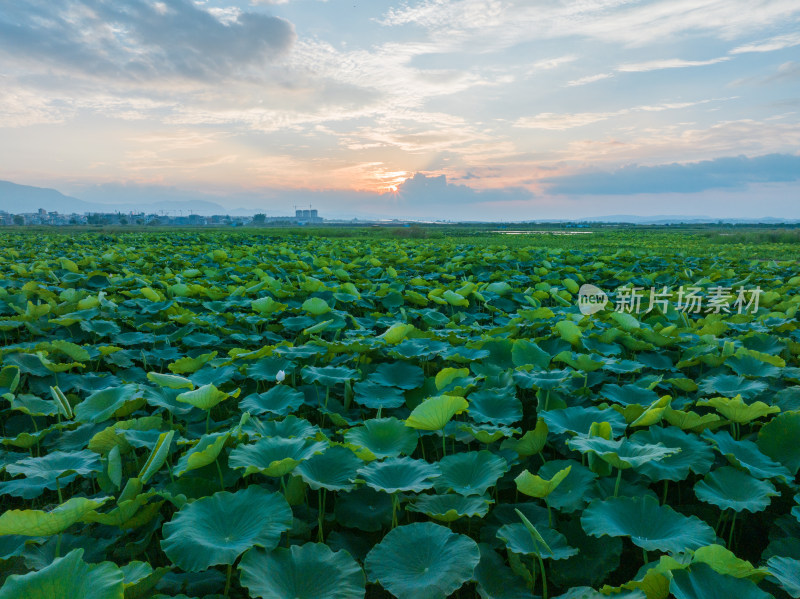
(276, 369), (286, 383)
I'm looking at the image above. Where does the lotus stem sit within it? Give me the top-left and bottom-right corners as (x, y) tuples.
(318, 489), (326, 542)
(613, 468), (622, 498)
(537, 555), (548, 599)
(728, 511), (737, 549)
(391, 493), (399, 528)
(662, 480), (668, 504)
(642, 549), (648, 565)
(55, 533), (62, 559)
(546, 500), (552, 527)
(215, 459), (225, 491)
(442, 431), (446, 458)
(223, 563), (232, 598)
(206, 409), (211, 434)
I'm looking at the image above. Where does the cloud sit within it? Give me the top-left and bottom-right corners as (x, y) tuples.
(395, 172), (532, 206)
(730, 32), (800, 54)
(617, 57), (730, 72)
(567, 73), (614, 87)
(0, 1), (295, 81)
(543, 153), (800, 195)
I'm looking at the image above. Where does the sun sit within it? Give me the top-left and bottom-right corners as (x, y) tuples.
(374, 170), (410, 194)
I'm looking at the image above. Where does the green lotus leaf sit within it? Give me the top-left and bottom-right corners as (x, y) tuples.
(294, 446), (362, 491)
(353, 380), (407, 409)
(511, 339), (551, 369)
(8, 394), (59, 417)
(175, 383), (238, 410)
(251, 296), (287, 315)
(581, 495), (716, 553)
(513, 368), (573, 390)
(697, 395), (779, 424)
(256, 415), (320, 439)
(467, 388), (523, 425)
(703, 430), (793, 482)
(120, 561), (170, 597)
(692, 544), (769, 580)
(766, 556), (800, 598)
(541, 406), (627, 437)
(74, 384), (145, 423)
(240, 386), (305, 417)
(244, 357), (294, 382)
(0, 365), (20, 397)
(5, 449), (100, 489)
(369, 362), (425, 390)
(357, 457), (439, 494)
(630, 426), (715, 481)
(535, 460), (597, 513)
(567, 436), (679, 469)
(757, 411), (800, 475)
(239, 543), (365, 599)
(601, 384), (660, 407)
(433, 450), (508, 496)
(553, 588), (645, 599)
(516, 465), (571, 498)
(699, 375), (768, 400)
(229, 437), (327, 477)
(406, 395), (468, 431)
(174, 431), (230, 476)
(138, 430), (175, 484)
(407, 493), (492, 522)
(550, 517), (623, 588)
(302, 365), (358, 386)
(671, 563), (773, 599)
(334, 487), (393, 531)
(365, 522), (480, 599)
(167, 351), (217, 375)
(457, 423), (521, 444)
(146, 371), (194, 390)
(473, 543), (535, 599)
(301, 297), (331, 315)
(554, 320), (582, 346)
(694, 466), (778, 513)
(161, 486), (292, 571)
(664, 406), (724, 433)
(497, 523), (578, 560)
(501, 418), (548, 457)
(0, 548), (123, 599)
(0, 496), (111, 536)
(344, 417), (418, 458)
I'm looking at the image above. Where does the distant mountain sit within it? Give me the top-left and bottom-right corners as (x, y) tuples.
(0, 180), (251, 216)
(0, 180), (97, 213)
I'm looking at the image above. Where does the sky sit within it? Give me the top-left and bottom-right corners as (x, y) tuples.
(0, 0), (799, 220)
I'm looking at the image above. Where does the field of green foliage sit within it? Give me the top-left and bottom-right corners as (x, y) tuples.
(0, 229), (799, 599)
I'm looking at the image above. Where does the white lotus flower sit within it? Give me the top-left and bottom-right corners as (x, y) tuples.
(276, 369), (286, 383)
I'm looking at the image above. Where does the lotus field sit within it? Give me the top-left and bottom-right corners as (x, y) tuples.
(1, 230), (800, 599)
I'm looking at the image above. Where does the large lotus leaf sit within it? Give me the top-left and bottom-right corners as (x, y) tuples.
(146, 371), (194, 390)
(174, 432), (230, 476)
(244, 357), (294, 381)
(457, 423), (521, 444)
(692, 544), (769, 580)
(240, 386), (305, 416)
(405, 395), (469, 431)
(699, 375), (768, 400)
(408, 493), (492, 522)
(369, 362), (425, 390)
(75, 384), (145, 423)
(554, 320), (582, 346)
(554, 589), (644, 599)
(352, 380), (406, 409)
(334, 487), (393, 531)
(357, 457), (439, 494)
(541, 406), (627, 437)
(600, 384), (660, 407)
(1, 449), (100, 498)
(8, 394), (59, 417)
(538, 460), (597, 513)
(473, 543), (534, 599)
(229, 437), (327, 477)
(167, 351), (217, 375)
(467, 388), (523, 425)
(671, 563), (773, 599)
(697, 395), (779, 424)
(175, 383), (238, 410)
(161, 486), (292, 571)
(256, 415), (320, 440)
(434, 450), (508, 496)
(664, 406), (724, 433)
(365, 522), (480, 599)
(694, 467), (778, 513)
(294, 446), (362, 491)
(497, 523), (578, 560)
(757, 411), (800, 475)
(0, 548), (123, 599)
(516, 465), (571, 498)
(581, 495), (716, 553)
(550, 517), (623, 588)
(702, 430), (793, 482)
(0, 496), (111, 536)
(344, 417), (418, 458)
(567, 436), (678, 469)
(239, 543), (365, 599)
(631, 426), (715, 481)
(302, 365), (358, 386)
(120, 561), (170, 598)
(500, 418), (548, 457)
(513, 368), (573, 390)
(767, 556), (800, 598)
